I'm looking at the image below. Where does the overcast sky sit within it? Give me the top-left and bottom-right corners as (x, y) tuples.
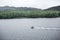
(0, 0), (60, 9)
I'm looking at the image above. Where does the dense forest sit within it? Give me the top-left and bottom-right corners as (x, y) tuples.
(0, 6), (60, 19)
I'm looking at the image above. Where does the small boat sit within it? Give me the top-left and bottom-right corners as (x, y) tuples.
(31, 26), (34, 29)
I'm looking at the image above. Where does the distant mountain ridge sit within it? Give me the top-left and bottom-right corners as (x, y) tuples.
(0, 6), (40, 11)
(0, 6), (60, 11)
(45, 6), (60, 11)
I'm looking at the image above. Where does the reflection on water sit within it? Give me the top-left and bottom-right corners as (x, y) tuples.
(0, 18), (60, 40)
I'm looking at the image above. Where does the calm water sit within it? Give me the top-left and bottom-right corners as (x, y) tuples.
(0, 18), (60, 40)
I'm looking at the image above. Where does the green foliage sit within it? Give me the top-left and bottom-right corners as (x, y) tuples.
(0, 10), (60, 19)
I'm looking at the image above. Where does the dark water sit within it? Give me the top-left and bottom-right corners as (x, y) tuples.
(0, 18), (60, 40)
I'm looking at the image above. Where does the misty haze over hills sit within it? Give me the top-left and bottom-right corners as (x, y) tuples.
(0, 6), (60, 11)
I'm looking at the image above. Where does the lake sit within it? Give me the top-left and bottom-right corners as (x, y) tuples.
(0, 18), (60, 40)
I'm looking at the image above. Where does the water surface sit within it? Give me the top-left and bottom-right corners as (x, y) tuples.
(0, 18), (60, 40)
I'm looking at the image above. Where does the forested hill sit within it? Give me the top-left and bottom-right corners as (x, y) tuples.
(45, 6), (60, 11)
(0, 6), (41, 11)
(0, 6), (60, 11)
(0, 6), (60, 19)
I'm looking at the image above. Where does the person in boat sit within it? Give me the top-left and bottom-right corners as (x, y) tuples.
(31, 26), (34, 29)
